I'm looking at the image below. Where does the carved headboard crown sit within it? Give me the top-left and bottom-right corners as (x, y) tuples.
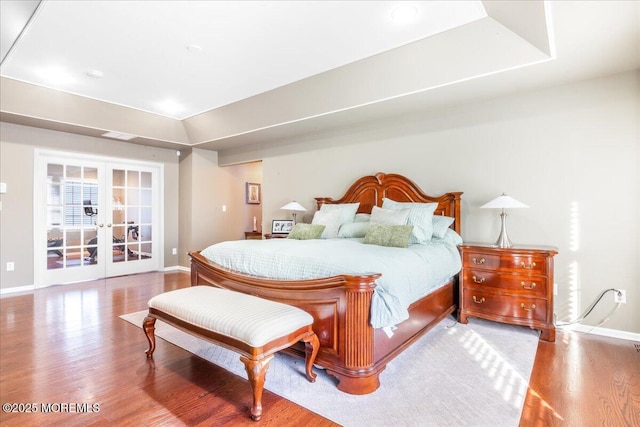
(315, 173), (462, 233)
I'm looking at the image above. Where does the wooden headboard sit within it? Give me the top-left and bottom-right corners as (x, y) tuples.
(315, 172), (463, 233)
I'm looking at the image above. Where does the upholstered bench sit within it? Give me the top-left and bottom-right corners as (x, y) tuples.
(143, 286), (319, 421)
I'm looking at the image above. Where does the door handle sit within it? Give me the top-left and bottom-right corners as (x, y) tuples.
(107, 224), (112, 228)
(98, 224), (104, 228)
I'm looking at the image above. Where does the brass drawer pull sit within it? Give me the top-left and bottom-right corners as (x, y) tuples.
(472, 257), (485, 265)
(520, 261), (537, 269)
(472, 296), (485, 304)
(472, 275), (485, 284)
(521, 281), (537, 290)
(520, 303), (536, 312)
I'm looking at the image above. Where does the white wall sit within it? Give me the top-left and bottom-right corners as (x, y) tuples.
(253, 71), (639, 334)
(0, 122), (180, 288)
(178, 148), (262, 266)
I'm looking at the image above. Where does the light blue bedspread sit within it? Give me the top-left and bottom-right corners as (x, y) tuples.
(200, 231), (462, 329)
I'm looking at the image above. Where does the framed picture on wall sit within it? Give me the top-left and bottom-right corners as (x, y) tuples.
(246, 182), (261, 204)
(271, 220), (293, 234)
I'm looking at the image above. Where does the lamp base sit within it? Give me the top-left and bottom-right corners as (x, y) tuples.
(494, 211), (513, 248)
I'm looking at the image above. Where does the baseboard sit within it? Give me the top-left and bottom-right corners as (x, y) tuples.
(0, 284), (36, 295)
(561, 324), (640, 342)
(163, 265), (190, 273)
(2, 268), (189, 295)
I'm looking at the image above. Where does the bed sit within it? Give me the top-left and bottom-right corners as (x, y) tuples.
(189, 172), (463, 395)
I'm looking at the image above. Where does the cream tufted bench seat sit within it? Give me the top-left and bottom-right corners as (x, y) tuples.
(143, 286), (319, 421)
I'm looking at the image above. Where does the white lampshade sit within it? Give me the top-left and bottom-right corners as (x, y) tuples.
(280, 201), (306, 225)
(480, 193), (528, 209)
(280, 201), (307, 212)
(480, 193), (528, 248)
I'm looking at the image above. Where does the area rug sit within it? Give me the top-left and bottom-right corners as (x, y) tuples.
(121, 311), (538, 426)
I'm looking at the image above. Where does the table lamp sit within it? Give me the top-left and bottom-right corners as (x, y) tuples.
(480, 193), (528, 248)
(280, 201), (307, 225)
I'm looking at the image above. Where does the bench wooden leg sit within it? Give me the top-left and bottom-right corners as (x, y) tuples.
(143, 315), (156, 358)
(240, 354), (274, 421)
(302, 333), (319, 382)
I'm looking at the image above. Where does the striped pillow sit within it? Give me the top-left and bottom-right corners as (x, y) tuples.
(382, 198), (438, 244)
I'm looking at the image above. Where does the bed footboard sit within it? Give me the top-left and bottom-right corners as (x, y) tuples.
(190, 251), (382, 394)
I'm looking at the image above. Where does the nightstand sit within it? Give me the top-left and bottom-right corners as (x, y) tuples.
(244, 231), (263, 240)
(264, 233), (288, 239)
(458, 243), (558, 342)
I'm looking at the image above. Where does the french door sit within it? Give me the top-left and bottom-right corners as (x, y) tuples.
(34, 150), (163, 287)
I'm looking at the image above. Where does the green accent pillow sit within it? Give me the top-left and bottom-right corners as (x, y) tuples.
(363, 223), (414, 248)
(287, 223), (326, 240)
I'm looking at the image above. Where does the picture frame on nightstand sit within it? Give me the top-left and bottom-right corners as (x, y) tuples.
(271, 220), (293, 234)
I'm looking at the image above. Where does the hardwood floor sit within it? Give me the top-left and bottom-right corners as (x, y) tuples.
(520, 330), (640, 426)
(1, 271), (638, 426)
(0, 272), (336, 427)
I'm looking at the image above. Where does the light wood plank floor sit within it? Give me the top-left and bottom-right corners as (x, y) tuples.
(0, 271), (638, 426)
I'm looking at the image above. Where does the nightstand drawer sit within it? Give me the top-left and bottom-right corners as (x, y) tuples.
(461, 269), (547, 297)
(462, 251), (548, 274)
(462, 291), (547, 322)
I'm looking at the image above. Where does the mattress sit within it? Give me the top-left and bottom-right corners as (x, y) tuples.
(200, 230), (462, 328)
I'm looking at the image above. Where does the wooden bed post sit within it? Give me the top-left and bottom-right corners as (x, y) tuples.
(327, 274), (381, 395)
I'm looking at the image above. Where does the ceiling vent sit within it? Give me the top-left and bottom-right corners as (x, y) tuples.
(101, 131), (136, 141)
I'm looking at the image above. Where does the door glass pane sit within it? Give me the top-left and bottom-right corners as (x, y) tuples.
(126, 207), (139, 224)
(127, 170), (139, 187)
(111, 167), (152, 264)
(141, 172), (152, 188)
(67, 166), (81, 179)
(127, 188), (139, 206)
(66, 230), (81, 247)
(127, 244), (140, 261)
(46, 163), (100, 270)
(85, 167), (97, 180)
(141, 189), (152, 206)
(140, 243), (152, 257)
(85, 229), (98, 264)
(140, 225), (152, 242)
(113, 169), (125, 187)
(140, 207), (151, 224)
(65, 248), (82, 268)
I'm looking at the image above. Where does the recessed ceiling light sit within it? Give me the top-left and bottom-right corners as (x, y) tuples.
(156, 99), (184, 115)
(186, 44), (203, 53)
(86, 69), (104, 79)
(391, 5), (418, 23)
(39, 67), (73, 85)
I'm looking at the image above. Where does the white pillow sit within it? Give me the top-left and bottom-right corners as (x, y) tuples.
(319, 203), (360, 226)
(312, 209), (343, 238)
(338, 222), (370, 238)
(370, 206), (410, 225)
(382, 198), (438, 244)
(432, 215), (455, 239)
(354, 213), (371, 223)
